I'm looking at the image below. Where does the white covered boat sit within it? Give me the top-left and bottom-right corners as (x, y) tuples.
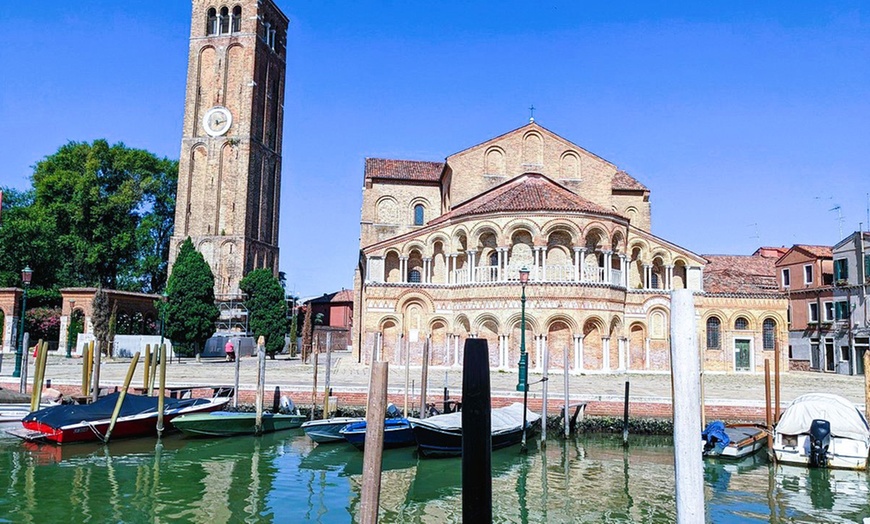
(773, 393), (870, 470)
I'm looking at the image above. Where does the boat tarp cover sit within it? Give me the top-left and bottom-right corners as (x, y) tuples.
(702, 421), (731, 447)
(776, 393), (870, 444)
(22, 393), (210, 428)
(412, 402), (541, 435)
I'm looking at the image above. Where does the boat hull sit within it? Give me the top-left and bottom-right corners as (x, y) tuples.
(302, 417), (364, 443)
(172, 411), (307, 437)
(340, 419), (416, 450)
(774, 433), (869, 470)
(412, 424), (529, 458)
(703, 424), (767, 459)
(13, 396), (229, 444)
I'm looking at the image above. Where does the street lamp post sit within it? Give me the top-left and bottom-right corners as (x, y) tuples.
(13, 266), (33, 378)
(516, 266), (530, 453)
(66, 298), (76, 358)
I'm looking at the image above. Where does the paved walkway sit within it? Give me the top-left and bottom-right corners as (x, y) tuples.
(1, 352), (866, 411)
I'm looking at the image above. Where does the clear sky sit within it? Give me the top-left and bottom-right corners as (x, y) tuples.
(1, 1), (868, 298)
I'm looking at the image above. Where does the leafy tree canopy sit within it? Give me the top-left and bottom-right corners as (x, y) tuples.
(164, 238), (218, 353)
(240, 268), (288, 357)
(0, 140), (177, 295)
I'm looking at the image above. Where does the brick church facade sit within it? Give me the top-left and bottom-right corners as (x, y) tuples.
(352, 122), (788, 374)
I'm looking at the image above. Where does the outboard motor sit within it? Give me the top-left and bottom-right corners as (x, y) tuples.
(386, 403), (401, 419)
(279, 396), (296, 414)
(808, 419), (831, 468)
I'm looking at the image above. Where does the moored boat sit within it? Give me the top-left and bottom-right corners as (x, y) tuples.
(301, 417), (365, 444)
(172, 411), (307, 437)
(7, 392), (229, 444)
(773, 393), (870, 470)
(410, 402), (541, 458)
(702, 421), (767, 459)
(339, 418), (416, 450)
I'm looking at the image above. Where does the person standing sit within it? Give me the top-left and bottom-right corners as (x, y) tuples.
(225, 340), (235, 362)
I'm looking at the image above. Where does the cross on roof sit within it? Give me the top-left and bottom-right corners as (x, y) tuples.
(529, 104), (536, 123)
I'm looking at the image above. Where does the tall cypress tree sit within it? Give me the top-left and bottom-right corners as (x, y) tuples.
(239, 268), (288, 359)
(164, 238), (218, 358)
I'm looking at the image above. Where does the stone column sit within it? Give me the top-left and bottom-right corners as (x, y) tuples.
(618, 337), (626, 371)
(365, 256), (372, 282)
(423, 258), (431, 284)
(579, 248), (587, 282)
(666, 265), (674, 290)
(645, 337), (651, 370)
(468, 250), (476, 283)
(643, 264), (651, 289)
(541, 247), (548, 282)
(602, 250), (612, 284)
(400, 256), (408, 283)
(573, 247), (581, 282)
(620, 254), (627, 288)
(602, 336), (611, 371)
(574, 334), (582, 372)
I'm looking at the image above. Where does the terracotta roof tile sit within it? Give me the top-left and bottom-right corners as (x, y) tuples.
(794, 245), (833, 258)
(307, 289), (353, 304)
(612, 170), (648, 191)
(365, 158), (444, 182)
(703, 254), (779, 294)
(431, 173), (618, 225)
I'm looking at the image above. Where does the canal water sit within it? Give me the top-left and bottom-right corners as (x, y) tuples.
(1, 427), (868, 523)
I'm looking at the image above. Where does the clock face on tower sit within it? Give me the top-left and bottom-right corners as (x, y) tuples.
(203, 106), (232, 137)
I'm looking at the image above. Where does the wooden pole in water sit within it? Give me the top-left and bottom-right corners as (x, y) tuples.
(774, 340), (781, 423)
(323, 331), (332, 418)
(403, 335), (410, 418)
(255, 336), (266, 434)
(864, 350), (870, 422)
(91, 340), (102, 403)
(360, 360), (388, 524)
(149, 338), (159, 396)
(765, 359), (773, 457)
(420, 337), (430, 419)
(19, 333), (29, 395)
(233, 339), (241, 408)
(462, 338), (492, 523)
(29, 339), (45, 412)
(669, 289), (704, 523)
(81, 340), (90, 396)
(105, 352), (140, 443)
(622, 380), (630, 447)
(143, 344), (151, 392)
(37, 340), (49, 403)
(541, 345), (548, 447)
(564, 342), (570, 439)
(157, 344), (167, 437)
(311, 337), (319, 421)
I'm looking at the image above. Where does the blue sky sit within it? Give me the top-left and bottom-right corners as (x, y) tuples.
(1, 1), (868, 298)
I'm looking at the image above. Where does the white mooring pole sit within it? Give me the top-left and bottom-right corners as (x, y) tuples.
(669, 289), (704, 523)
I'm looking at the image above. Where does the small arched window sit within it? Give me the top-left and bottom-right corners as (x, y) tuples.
(763, 319), (776, 350)
(231, 6), (242, 32)
(706, 317), (721, 349)
(413, 204), (424, 226)
(408, 269), (421, 283)
(206, 8), (218, 35)
(734, 317), (749, 330)
(220, 7), (230, 34)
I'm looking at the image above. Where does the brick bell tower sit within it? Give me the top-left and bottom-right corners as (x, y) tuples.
(170, 0), (288, 299)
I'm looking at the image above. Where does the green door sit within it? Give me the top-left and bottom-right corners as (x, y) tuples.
(734, 339), (751, 371)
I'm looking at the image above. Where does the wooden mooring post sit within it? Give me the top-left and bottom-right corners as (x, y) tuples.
(541, 346), (548, 447)
(420, 337), (430, 419)
(255, 336), (266, 434)
(105, 352), (140, 443)
(360, 360), (388, 524)
(669, 289), (704, 523)
(91, 341), (102, 403)
(462, 338), (492, 523)
(765, 359), (773, 457)
(157, 344), (167, 437)
(18, 333), (30, 394)
(622, 380), (630, 447)
(563, 343), (570, 439)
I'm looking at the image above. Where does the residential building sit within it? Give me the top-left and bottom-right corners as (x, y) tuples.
(831, 231), (870, 375)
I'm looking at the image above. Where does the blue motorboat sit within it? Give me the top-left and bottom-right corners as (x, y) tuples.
(339, 418), (416, 450)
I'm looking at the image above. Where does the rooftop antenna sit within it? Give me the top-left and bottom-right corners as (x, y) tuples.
(529, 104), (535, 123)
(747, 222), (759, 241)
(829, 205), (844, 240)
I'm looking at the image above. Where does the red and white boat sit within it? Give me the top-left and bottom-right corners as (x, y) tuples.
(7, 392), (229, 444)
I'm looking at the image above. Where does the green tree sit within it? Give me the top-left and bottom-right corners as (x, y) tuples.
(14, 140), (177, 291)
(240, 269), (288, 359)
(165, 238), (218, 359)
(92, 287), (111, 356)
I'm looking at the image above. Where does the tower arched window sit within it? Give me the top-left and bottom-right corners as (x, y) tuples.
(706, 317), (721, 349)
(220, 7), (230, 34)
(231, 6), (242, 32)
(734, 317), (749, 330)
(413, 204), (424, 225)
(763, 319), (776, 350)
(206, 8), (218, 35)
(408, 269), (421, 283)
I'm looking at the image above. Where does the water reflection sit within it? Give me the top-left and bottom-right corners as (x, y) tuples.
(0, 431), (868, 523)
